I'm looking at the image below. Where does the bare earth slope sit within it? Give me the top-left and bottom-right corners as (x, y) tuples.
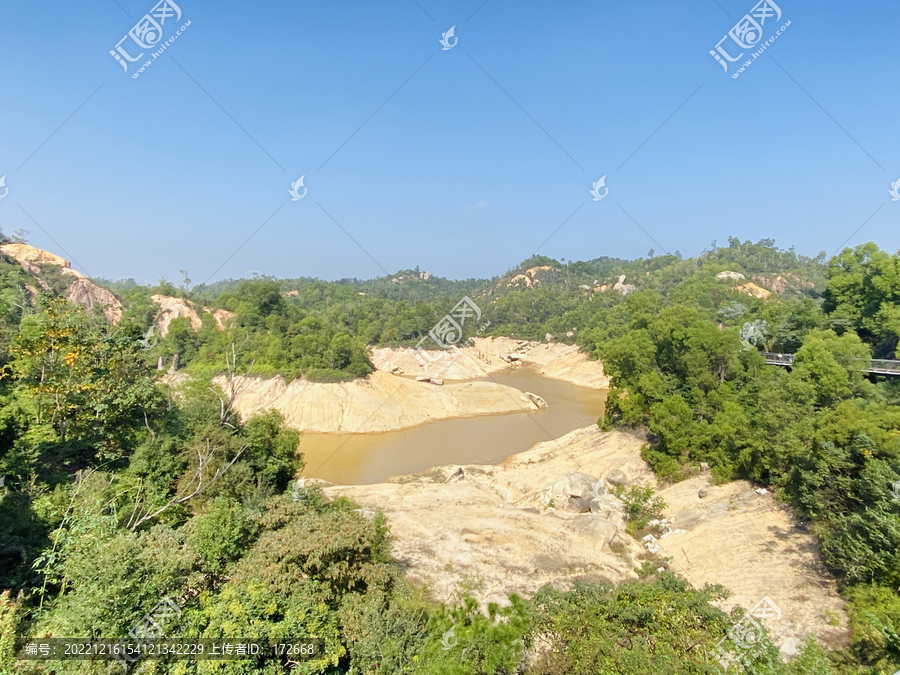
(323, 426), (849, 649)
(370, 336), (610, 389)
(657, 475), (850, 649)
(216, 370), (543, 434)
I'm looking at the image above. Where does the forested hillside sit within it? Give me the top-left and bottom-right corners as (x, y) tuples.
(0, 235), (898, 674)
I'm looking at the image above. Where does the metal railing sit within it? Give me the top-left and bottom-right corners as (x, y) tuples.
(762, 352), (900, 376)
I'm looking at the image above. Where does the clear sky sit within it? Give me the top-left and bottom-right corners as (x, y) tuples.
(1, 0), (898, 284)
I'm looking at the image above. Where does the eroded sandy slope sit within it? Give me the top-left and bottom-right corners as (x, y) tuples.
(322, 425), (849, 649)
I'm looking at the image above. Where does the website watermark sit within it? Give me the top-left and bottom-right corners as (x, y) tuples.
(109, 0), (190, 79)
(414, 296), (491, 379)
(114, 596), (183, 671)
(709, 1), (789, 79)
(715, 596), (787, 671)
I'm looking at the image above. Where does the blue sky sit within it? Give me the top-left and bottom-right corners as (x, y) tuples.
(1, 0), (898, 284)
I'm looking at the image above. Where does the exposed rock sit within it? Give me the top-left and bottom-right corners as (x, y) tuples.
(606, 468), (628, 486)
(0, 243), (124, 324)
(674, 507), (708, 530)
(151, 295), (237, 336)
(369, 337), (610, 389)
(66, 278), (123, 324)
(151, 294), (202, 335)
(215, 370), (541, 434)
(544, 333), (555, 343)
(322, 428), (848, 650)
(0, 243), (72, 270)
(657, 474), (850, 653)
(323, 426), (649, 608)
(541, 471), (602, 513)
(613, 274), (636, 296)
(522, 391), (548, 409)
(566, 515), (619, 548)
(577, 285), (592, 291)
(211, 308), (237, 330)
(715, 270), (746, 281)
(736, 282), (772, 299)
(753, 273), (815, 296)
(779, 637), (801, 658)
(565, 331), (574, 338)
(698, 488), (708, 498)
(589, 494), (625, 526)
(282, 290), (299, 297)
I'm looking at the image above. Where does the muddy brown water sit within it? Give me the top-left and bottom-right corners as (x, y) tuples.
(298, 369), (608, 485)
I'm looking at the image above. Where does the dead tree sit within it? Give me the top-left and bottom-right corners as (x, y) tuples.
(127, 438), (246, 531)
(210, 335), (254, 429)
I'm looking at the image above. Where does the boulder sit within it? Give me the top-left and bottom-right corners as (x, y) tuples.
(715, 270), (746, 281)
(66, 278), (123, 324)
(565, 331), (574, 338)
(613, 275), (636, 296)
(606, 469), (628, 487)
(430, 378), (444, 386)
(566, 515), (619, 548)
(589, 494), (624, 525)
(698, 489), (708, 498)
(779, 637), (801, 658)
(675, 508), (708, 530)
(543, 471), (602, 513)
(522, 392), (548, 409)
(544, 333), (555, 342)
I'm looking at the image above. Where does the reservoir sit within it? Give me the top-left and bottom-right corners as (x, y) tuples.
(299, 368), (607, 485)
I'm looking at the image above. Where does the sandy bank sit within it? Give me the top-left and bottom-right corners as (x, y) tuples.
(370, 336), (610, 389)
(213, 370), (541, 434)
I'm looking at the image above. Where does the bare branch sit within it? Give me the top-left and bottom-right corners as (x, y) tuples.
(128, 439), (246, 531)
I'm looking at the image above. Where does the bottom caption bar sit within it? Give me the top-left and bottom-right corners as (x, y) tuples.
(16, 639), (323, 661)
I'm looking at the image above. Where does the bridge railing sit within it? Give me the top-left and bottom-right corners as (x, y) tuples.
(762, 352), (900, 375)
(867, 359), (900, 375)
(762, 352), (794, 366)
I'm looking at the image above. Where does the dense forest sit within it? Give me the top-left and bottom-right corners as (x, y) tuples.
(0, 235), (898, 674)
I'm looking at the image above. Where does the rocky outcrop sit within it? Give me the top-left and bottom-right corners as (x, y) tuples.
(322, 425), (849, 649)
(539, 471), (604, 512)
(613, 275), (636, 296)
(753, 273), (815, 295)
(66, 278), (123, 324)
(150, 295), (237, 337)
(211, 308), (237, 331)
(716, 270), (746, 281)
(323, 427), (650, 608)
(0, 243), (123, 324)
(152, 295), (202, 335)
(213, 369), (539, 434)
(736, 282), (772, 299)
(522, 391), (548, 409)
(0, 243), (71, 270)
(369, 337), (610, 389)
(503, 265), (552, 289)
